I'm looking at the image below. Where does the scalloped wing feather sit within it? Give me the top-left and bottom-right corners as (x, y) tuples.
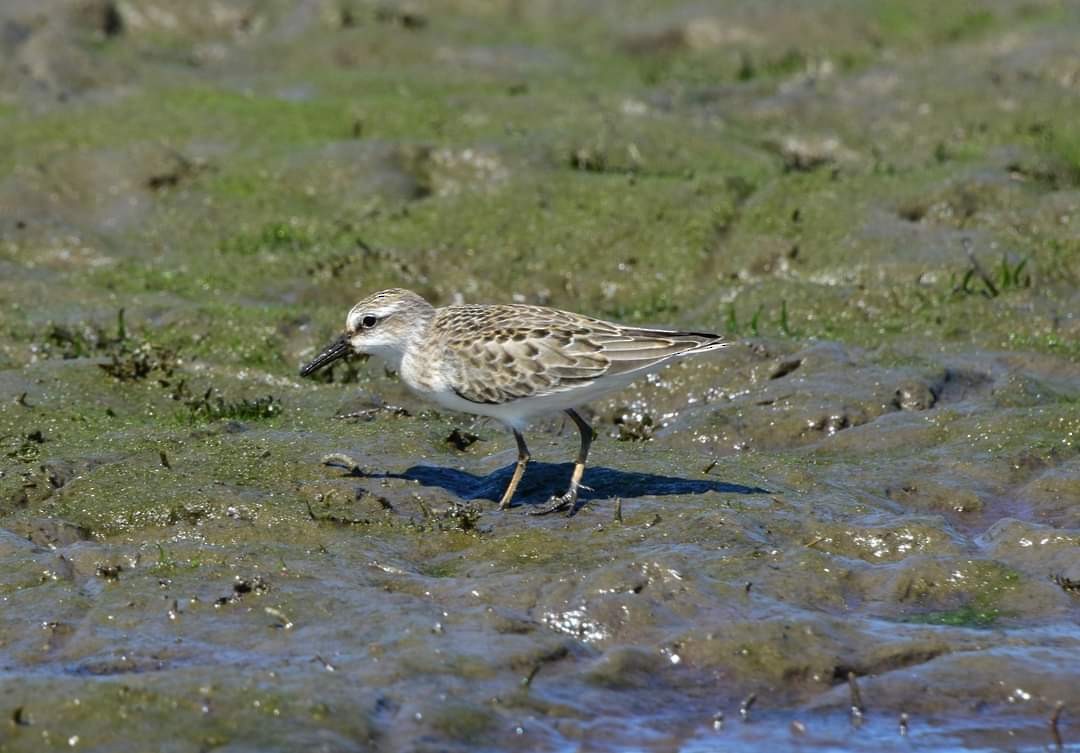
(433, 305), (727, 405)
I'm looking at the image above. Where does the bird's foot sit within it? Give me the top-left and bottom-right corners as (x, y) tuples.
(528, 490), (577, 516)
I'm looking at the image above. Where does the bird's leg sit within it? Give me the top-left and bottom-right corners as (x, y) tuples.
(497, 429), (530, 510)
(530, 409), (593, 516)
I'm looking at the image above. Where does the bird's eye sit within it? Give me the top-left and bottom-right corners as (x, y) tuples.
(361, 315), (378, 329)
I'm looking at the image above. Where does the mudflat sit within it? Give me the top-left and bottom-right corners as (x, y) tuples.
(1, 2), (1077, 751)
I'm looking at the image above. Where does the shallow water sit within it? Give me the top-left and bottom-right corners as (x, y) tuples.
(1, 1), (1078, 751)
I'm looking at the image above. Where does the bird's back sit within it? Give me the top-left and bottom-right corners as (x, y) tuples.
(418, 303), (726, 407)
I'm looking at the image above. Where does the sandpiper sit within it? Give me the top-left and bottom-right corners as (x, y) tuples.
(300, 289), (728, 514)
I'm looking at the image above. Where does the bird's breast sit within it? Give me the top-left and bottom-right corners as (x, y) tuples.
(399, 347), (443, 397)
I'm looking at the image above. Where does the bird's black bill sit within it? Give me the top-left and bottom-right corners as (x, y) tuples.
(300, 335), (351, 377)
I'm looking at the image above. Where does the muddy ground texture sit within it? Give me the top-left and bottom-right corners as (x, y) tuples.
(1, 1), (1079, 751)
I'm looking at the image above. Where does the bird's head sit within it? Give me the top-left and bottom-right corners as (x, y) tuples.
(299, 288), (435, 376)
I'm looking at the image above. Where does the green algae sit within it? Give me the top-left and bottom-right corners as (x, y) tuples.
(916, 605), (1005, 629)
(905, 566), (1023, 629)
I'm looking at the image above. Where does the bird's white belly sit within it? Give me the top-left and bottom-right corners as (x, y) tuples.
(410, 374), (640, 430)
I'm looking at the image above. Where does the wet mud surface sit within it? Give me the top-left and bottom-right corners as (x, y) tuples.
(1, 1), (1078, 751)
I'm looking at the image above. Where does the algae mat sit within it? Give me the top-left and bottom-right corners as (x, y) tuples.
(1, 1), (1078, 751)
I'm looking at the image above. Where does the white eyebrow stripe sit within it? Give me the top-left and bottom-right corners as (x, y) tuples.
(348, 305), (395, 330)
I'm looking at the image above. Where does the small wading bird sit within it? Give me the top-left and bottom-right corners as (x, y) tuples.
(300, 289), (728, 514)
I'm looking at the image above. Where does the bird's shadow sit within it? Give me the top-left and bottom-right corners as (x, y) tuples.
(370, 461), (768, 511)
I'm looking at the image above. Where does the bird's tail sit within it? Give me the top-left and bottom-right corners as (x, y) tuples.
(618, 327), (729, 354)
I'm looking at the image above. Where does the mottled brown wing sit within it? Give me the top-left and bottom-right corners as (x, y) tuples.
(588, 326), (726, 377)
(437, 306), (608, 404)
(435, 305), (724, 405)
